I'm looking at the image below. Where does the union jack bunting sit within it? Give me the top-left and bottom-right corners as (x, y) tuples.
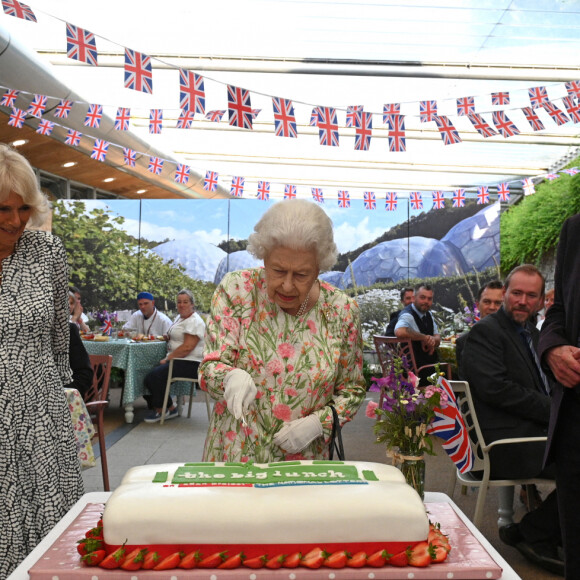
(477, 186), (489, 204)
(383, 103), (401, 124)
(1, 89), (19, 107)
(467, 112), (497, 138)
(27, 94), (47, 118)
(452, 189), (466, 207)
(251, 109), (262, 119)
(561, 167), (579, 175)
(148, 156), (164, 175)
(409, 191), (423, 210)
(496, 183), (510, 202)
(419, 100), (437, 123)
(542, 101), (569, 126)
(149, 109), (163, 134)
(354, 111), (372, 151)
(65, 129), (82, 146)
(346, 105), (363, 128)
(456, 96), (475, 116)
(84, 104), (103, 128)
(492, 110), (520, 138)
(272, 97), (297, 138)
(562, 96), (580, 123)
(387, 115), (406, 152)
(66, 23), (98, 65)
(227, 85), (253, 129)
(284, 184), (297, 199)
(8, 108), (26, 128)
(491, 91), (510, 106)
(318, 107), (339, 147)
(124, 48), (153, 94)
(174, 164), (190, 184)
(176, 109), (195, 129)
(385, 191), (398, 211)
(565, 80), (580, 98)
(206, 110), (225, 122)
(230, 176), (245, 197)
(256, 180), (270, 201)
(54, 99), (73, 119)
(123, 148), (136, 167)
(36, 119), (54, 135)
(426, 377), (474, 474)
(179, 69), (205, 114)
(1, 0), (36, 21)
(204, 170), (219, 192)
(364, 191), (376, 210)
(521, 107), (545, 132)
(434, 116), (462, 145)
(115, 107), (131, 131)
(91, 139), (109, 162)
(311, 187), (324, 203)
(545, 173), (560, 181)
(522, 178), (536, 196)
(337, 190), (350, 208)
(528, 86), (549, 109)
(309, 107), (321, 126)
(432, 191), (445, 209)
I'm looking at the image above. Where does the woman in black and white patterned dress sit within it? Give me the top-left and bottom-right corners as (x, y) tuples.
(0, 144), (83, 578)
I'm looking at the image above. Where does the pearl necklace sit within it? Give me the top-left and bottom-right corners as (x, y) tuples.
(295, 294), (310, 317)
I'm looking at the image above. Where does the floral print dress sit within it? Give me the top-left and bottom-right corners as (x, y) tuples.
(200, 268), (366, 463)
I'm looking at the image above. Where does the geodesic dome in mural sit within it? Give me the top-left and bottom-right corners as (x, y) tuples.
(214, 250), (263, 285)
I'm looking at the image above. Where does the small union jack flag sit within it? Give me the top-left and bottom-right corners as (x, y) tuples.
(227, 85), (253, 129)
(123, 148), (136, 167)
(354, 111), (372, 151)
(364, 191), (376, 210)
(84, 104), (103, 128)
(272, 97), (297, 138)
(561, 167), (579, 176)
(385, 192), (398, 211)
(257, 180), (270, 201)
(311, 187), (324, 203)
(100, 319), (113, 337)
(565, 80), (580, 98)
(36, 119), (54, 135)
(251, 109), (261, 119)
(497, 183), (510, 202)
(388, 115), (406, 152)
(432, 191), (445, 209)
(318, 107), (339, 147)
(545, 173), (560, 181)
(419, 100), (437, 123)
(491, 91), (510, 106)
(522, 178), (535, 196)
(410, 191), (423, 210)
(205, 110), (225, 122)
(174, 164), (190, 184)
(434, 116), (462, 145)
(477, 186), (489, 204)
(65, 129), (82, 146)
(309, 107), (321, 126)
(114, 107), (131, 131)
(54, 99), (73, 119)
(176, 109), (195, 129)
(562, 96), (580, 124)
(204, 170), (219, 192)
(529, 86), (549, 109)
(542, 101), (569, 126)
(456, 96), (475, 116)
(91, 139), (109, 162)
(8, 108), (26, 128)
(521, 107), (545, 132)
(149, 109), (163, 134)
(1, 89), (19, 107)
(346, 105), (363, 128)
(124, 48), (153, 94)
(337, 190), (350, 208)
(27, 94), (47, 118)
(492, 110), (520, 138)
(179, 69), (205, 114)
(452, 189), (466, 207)
(66, 23), (98, 66)
(284, 184), (297, 199)
(1, 0), (36, 21)
(467, 112), (497, 138)
(383, 103), (401, 124)
(230, 176), (245, 197)
(148, 156), (164, 175)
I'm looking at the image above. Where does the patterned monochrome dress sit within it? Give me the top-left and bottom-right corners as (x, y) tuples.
(200, 268), (366, 463)
(0, 230), (83, 578)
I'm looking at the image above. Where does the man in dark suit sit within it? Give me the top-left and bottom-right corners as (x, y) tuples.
(385, 287), (414, 335)
(538, 213), (580, 580)
(462, 264), (562, 575)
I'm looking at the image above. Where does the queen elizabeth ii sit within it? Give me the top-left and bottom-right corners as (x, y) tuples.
(200, 199), (366, 462)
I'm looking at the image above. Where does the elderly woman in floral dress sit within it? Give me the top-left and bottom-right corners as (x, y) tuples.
(200, 199), (366, 462)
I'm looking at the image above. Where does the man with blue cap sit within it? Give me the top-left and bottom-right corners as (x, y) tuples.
(123, 292), (172, 337)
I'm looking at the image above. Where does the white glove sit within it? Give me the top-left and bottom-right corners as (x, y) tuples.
(223, 369), (257, 420)
(273, 414), (323, 453)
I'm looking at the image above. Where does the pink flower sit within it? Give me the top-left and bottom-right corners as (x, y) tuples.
(284, 387), (298, 397)
(277, 343), (295, 359)
(365, 400), (379, 419)
(266, 360), (284, 376)
(226, 430), (236, 441)
(214, 401), (226, 415)
(222, 316), (239, 333)
(307, 320), (317, 333)
(408, 372), (420, 388)
(273, 403), (292, 421)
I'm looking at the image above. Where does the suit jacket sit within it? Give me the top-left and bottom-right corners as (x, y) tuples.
(385, 310), (401, 336)
(462, 307), (550, 479)
(65, 322), (93, 398)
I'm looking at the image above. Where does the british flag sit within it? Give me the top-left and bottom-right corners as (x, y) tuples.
(124, 48), (153, 93)
(65, 129), (82, 146)
(36, 120), (54, 135)
(179, 69), (205, 114)
(452, 189), (466, 207)
(115, 107), (131, 131)
(205, 110), (225, 122)
(123, 148), (136, 167)
(84, 104), (103, 128)
(148, 156), (164, 175)
(27, 94), (47, 118)
(100, 319), (113, 337)
(561, 167), (579, 176)
(149, 109), (163, 134)
(311, 187), (324, 203)
(522, 178), (536, 196)
(385, 192), (398, 211)
(521, 107), (545, 131)
(1, 0), (36, 21)
(542, 101), (569, 126)
(174, 164), (190, 184)
(8, 108), (26, 128)
(363, 191), (376, 210)
(204, 170), (219, 192)
(426, 377), (474, 474)
(251, 109), (261, 120)
(432, 191), (445, 209)
(492, 111), (520, 137)
(491, 91), (510, 106)
(284, 184), (297, 199)
(383, 103), (401, 124)
(227, 85), (253, 129)
(318, 107), (339, 147)
(387, 115), (406, 152)
(562, 96), (580, 123)
(66, 23), (98, 66)
(434, 116), (462, 145)
(565, 80), (580, 98)
(346, 105), (363, 128)
(477, 186), (489, 204)
(456, 96), (475, 116)
(497, 183), (510, 202)
(230, 176), (245, 197)
(529, 86), (549, 109)
(54, 99), (73, 119)
(467, 112), (497, 138)
(354, 111), (372, 151)
(1, 89), (19, 107)
(545, 173), (560, 181)
(176, 109), (195, 129)
(257, 180), (270, 201)
(309, 107), (321, 126)
(91, 139), (109, 162)
(419, 100), (437, 123)
(272, 97), (297, 138)
(410, 191), (423, 210)
(337, 190), (350, 208)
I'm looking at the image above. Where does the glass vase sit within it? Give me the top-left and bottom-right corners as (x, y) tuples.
(392, 448), (425, 500)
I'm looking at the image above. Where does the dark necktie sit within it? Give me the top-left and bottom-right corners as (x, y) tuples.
(522, 328), (550, 395)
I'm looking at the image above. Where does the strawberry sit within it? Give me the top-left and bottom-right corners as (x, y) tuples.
(120, 548), (148, 571)
(197, 551), (226, 568)
(284, 552), (302, 568)
(179, 550), (201, 569)
(82, 550), (106, 567)
(154, 551), (183, 570)
(218, 552), (245, 569)
(77, 538), (103, 556)
(301, 547), (325, 569)
(431, 543), (449, 563)
(243, 555), (267, 569)
(428, 529), (451, 552)
(367, 549), (389, 567)
(324, 550), (348, 568)
(142, 551), (160, 570)
(265, 554), (286, 569)
(100, 545), (127, 569)
(407, 542), (433, 567)
(388, 550), (408, 567)
(346, 551), (367, 568)
(85, 526), (103, 540)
